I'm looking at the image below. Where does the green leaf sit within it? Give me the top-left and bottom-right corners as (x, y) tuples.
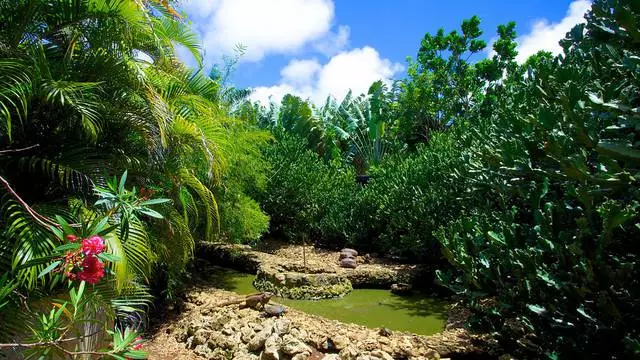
(122, 350), (147, 359)
(53, 243), (81, 253)
(119, 170), (128, 193)
(37, 260), (61, 278)
(98, 253), (121, 263)
(89, 216), (110, 235)
(597, 141), (640, 163)
(577, 306), (596, 322)
(138, 198), (171, 206)
(487, 231), (506, 245)
(138, 208), (163, 219)
(527, 304), (547, 315)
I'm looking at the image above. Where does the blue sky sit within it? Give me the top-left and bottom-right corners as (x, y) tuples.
(178, 0), (591, 104)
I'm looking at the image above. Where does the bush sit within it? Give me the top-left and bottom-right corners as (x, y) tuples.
(261, 133), (356, 245)
(219, 193), (269, 245)
(350, 131), (466, 262)
(436, 2), (640, 357)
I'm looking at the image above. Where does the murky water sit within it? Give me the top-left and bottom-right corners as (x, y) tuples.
(204, 267), (449, 336)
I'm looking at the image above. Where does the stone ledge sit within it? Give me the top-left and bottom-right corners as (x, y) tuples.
(197, 242), (418, 299)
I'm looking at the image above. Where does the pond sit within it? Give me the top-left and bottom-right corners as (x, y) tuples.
(204, 267), (449, 336)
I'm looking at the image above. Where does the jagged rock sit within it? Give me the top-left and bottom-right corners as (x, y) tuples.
(274, 318), (291, 335)
(339, 345), (360, 360)
(362, 337), (381, 351)
(274, 273), (286, 284)
(370, 350), (395, 360)
(248, 322), (274, 351)
(330, 334), (350, 350)
(322, 354), (341, 360)
(236, 349), (259, 360)
(261, 333), (281, 360)
(281, 334), (312, 356)
(390, 283), (412, 295)
(193, 344), (214, 359)
(221, 325), (234, 336)
(241, 326), (255, 343)
(292, 354), (311, 360)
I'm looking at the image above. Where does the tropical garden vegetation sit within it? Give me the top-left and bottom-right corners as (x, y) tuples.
(0, 0), (638, 359)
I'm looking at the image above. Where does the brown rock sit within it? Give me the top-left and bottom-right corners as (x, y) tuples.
(340, 258), (358, 269)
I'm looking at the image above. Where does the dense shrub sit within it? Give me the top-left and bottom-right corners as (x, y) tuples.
(350, 131), (466, 262)
(219, 193), (269, 245)
(216, 121), (271, 245)
(436, 1), (640, 357)
(262, 130), (466, 263)
(261, 133), (355, 245)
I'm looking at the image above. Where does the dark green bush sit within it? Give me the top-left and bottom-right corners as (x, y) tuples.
(436, 1), (640, 357)
(350, 131), (466, 262)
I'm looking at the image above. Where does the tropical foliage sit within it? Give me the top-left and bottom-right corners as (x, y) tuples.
(0, 0), (269, 357)
(254, 0), (639, 358)
(2, 0), (639, 358)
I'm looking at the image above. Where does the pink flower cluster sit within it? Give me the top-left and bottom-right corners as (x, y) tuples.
(63, 235), (106, 284)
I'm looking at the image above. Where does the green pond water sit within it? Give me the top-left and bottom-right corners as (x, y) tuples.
(205, 267), (449, 336)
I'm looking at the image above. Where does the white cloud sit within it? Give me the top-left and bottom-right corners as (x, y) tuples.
(280, 59), (322, 86)
(250, 47), (404, 105)
(181, 0), (339, 63)
(515, 0), (591, 63)
(313, 25), (351, 57)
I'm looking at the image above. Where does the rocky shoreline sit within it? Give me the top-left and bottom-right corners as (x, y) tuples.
(197, 243), (419, 300)
(145, 286), (495, 360)
(143, 244), (498, 359)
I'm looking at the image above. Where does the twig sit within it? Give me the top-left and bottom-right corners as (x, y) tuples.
(0, 175), (60, 230)
(0, 144), (40, 155)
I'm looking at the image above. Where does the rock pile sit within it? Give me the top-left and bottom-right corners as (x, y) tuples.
(173, 293), (446, 360)
(158, 289), (495, 360)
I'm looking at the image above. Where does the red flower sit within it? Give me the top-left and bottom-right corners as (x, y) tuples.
(66, 234), (78, 242)
(82, 236), (105, 255)
(77, 255), (105, 284)
(132, 336), (144, 350)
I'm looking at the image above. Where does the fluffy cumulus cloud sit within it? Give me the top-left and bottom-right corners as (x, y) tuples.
(181, 0), (336, 62)
(515, 0), (591, 63)
(250, 47), (404, 105)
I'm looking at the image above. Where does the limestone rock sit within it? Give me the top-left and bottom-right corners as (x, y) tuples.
(339, 251), (355, 260)
(339, 345), (360, 360)
(291, 354), (311, 360)
(281, 334), (312, 356)
(274, 318), (292, 335)
(322, 354), (341, 360)
(330, 334), (350, 350)
(370, 349), (395, 360)
(261, 333), (281, 360)
(248, 322), (274, 351)
(241, 326), (255, 343)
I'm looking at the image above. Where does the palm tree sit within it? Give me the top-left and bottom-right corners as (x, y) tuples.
(0, 0), (235, 345)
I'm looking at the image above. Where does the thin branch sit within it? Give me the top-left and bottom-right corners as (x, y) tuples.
(53, 343), (113, 357)
(0, 175), (60, 229)
(0, 144), (40, 155)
